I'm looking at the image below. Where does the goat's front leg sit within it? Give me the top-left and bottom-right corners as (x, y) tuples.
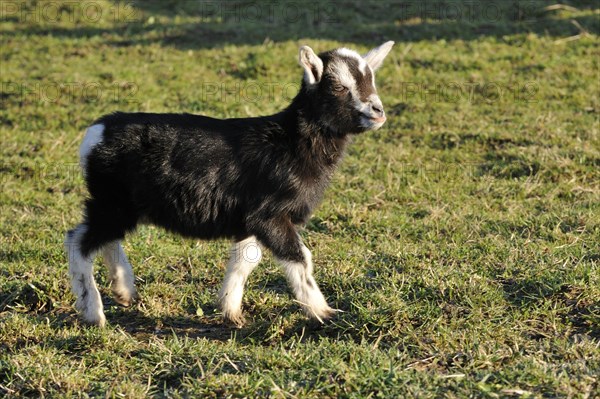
(255, 218), (335, 323)
(218, 236), (262, 327)
(101, 241), (137, 307)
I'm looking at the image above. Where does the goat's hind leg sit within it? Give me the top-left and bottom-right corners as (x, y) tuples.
(101, 241), (137, 307)
(65, 224), (106, 327)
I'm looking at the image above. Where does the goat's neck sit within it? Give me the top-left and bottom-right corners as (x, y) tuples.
(276, 99), (350, 169)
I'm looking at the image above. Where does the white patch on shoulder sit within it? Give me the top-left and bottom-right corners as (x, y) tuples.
(336, 48), (367, 74)
(79, 124), (104, 173)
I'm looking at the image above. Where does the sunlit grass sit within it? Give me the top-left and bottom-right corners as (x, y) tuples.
(1, 1), (599, 397)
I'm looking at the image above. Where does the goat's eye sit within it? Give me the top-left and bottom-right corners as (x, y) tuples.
(333, 84), (348, 93)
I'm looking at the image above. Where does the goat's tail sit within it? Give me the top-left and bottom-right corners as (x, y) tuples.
(79, 124), (105, 175)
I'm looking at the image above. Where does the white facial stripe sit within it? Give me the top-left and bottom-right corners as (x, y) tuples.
(355, 97), (370, 114)
(330, 60), (358, 96)
(330, 56), (377, 100)
(335, 48), (367, 74)
(355, 93), (383, 116)
(368, 93), (381, 105)
(367, 64), (375, 87)
(330, 56), (381, 119)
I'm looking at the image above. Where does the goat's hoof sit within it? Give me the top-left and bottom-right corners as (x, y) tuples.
(81, 311), (106, 328)
(222, 312), (246, 328)
(309, 306), (339, 324)
(112, 290), (137, 307)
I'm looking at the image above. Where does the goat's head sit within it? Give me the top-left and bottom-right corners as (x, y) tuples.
(298, 41), (394, 134)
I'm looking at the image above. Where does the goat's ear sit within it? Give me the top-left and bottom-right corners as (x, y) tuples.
(299, 46), (324, 85)
(364, 41), (395, 71)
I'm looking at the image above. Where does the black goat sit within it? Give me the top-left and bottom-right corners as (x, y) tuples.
(65, 42), (394, 327)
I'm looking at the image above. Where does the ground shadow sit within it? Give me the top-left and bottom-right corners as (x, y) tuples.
(108, 306), (236, 340)
(499, 278), (599, 338)
(2, 1), (598, 50)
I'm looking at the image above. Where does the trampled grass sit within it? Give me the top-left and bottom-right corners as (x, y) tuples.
(1, 0), (599, 397)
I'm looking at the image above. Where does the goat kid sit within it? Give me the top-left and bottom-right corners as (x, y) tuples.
(65, 41), (394, 327)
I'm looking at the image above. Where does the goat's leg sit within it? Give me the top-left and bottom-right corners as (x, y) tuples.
(101, 241), (137, 307)
(255, 219), (335, 322)
(218, 236), (262, 327)
(67, 193), (137, 326)
(65, 224), (106, 327)
(279, 240), (335, 322)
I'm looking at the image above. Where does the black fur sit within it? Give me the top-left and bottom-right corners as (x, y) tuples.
(78, 50), (384, 266)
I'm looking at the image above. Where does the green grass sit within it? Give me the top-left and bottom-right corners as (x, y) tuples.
(1, 0), (599, 397)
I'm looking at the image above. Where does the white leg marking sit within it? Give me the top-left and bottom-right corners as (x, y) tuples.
(218, 236), (262, 326)
(65, 225), (106, 327)
(79, 124), (104, 173)
(101, 241), (137, 307)
(278, 243), (334, 323)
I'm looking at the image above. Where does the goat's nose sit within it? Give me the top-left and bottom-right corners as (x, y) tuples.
(371, 103), (384, 117)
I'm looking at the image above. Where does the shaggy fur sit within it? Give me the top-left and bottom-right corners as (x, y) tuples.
(66, 42), (394, 327)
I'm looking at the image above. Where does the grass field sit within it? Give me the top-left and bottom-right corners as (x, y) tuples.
(1, 0), (599, 397)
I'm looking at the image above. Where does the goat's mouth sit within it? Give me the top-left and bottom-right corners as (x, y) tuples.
(361, 113), (386, 124)
(360, 114), (386, 130)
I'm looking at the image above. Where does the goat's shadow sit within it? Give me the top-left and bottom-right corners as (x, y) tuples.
(41, 306), (349, 390)
(47, 302), (348, 346)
